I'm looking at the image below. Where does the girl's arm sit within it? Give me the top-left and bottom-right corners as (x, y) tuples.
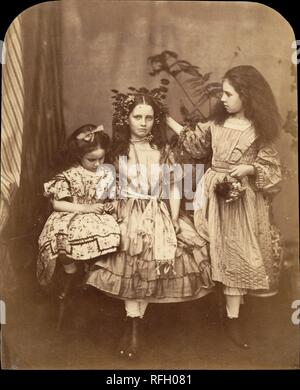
(166, 116), (184, 135)
(52, 200), (104, 213)
(252, 143), (282, 193)
(167, 116), (212, 161)
(229, 165), (255, 179)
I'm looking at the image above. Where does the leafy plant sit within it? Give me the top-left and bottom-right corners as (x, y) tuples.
(282, 64), (297, 153)
(283, 110), (297, 151)
(148, 50), (222, 124)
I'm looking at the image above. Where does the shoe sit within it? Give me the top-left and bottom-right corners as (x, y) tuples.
(126, 317), (141, 359)
(56, 272), (76, 330)
(224, 318), (250, 350)
(118, 318), (131, 357)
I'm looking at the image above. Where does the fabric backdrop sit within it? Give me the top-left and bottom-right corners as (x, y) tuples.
(1, 1), (298, 283)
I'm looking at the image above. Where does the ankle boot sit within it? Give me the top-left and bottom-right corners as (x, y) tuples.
(118, 317), (131, 357)
(56, 272), (76, 330)
(127, 317), (141, 359)
(224, 317), (250, 350)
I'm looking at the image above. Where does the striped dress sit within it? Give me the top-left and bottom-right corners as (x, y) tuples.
(180, 118), (282, 293)
(86, 144), (213, 302)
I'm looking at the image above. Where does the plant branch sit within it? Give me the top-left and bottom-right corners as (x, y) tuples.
(172, 74), (207, 121)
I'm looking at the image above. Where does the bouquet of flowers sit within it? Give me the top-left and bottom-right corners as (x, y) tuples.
(215, 176), (246, 203)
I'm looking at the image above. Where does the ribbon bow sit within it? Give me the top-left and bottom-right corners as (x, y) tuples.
(76, 125), (104, 142)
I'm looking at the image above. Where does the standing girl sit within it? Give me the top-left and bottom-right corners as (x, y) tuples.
(86, 90), (213, 359)
(37, 125), (120, 301)
(167, 65), (282, 349)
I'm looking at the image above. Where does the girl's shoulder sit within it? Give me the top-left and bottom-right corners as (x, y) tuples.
(57, 165), (89, 181)
(60, 165), (80, 177)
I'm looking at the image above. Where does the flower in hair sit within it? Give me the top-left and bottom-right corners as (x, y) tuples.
(111, 85), (168, 127)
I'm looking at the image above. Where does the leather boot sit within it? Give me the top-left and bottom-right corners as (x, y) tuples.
(56, 272), (76, 330)
(118, 317), (131, 357)
(126, 317), (141, 359)
(224, 317), (250, 350)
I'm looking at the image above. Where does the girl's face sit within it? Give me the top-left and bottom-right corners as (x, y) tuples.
(128, 104), (154, 141)
(80, 147), (106, 172)
(221, 79), (244, 116)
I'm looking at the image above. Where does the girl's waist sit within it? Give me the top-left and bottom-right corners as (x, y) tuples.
(210, 161), (241, 173)
(119, 188), (160, 200)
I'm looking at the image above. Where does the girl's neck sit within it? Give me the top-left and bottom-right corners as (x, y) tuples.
(130, 136), (149, 145)
(231, 111), (246, 120)
(78, 163), (98, 174)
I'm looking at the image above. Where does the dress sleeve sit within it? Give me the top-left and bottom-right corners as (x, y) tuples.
(178, 121), (212, 160)
(253, 143), (282, 193)
(44, 173), (72, 200)
(96, 165), (117, 200)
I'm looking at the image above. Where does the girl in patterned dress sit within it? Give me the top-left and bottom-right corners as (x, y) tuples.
(37, 125), (120, 300)
(167, 65), (282, 349)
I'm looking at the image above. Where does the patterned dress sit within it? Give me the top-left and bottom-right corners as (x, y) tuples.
(37, 164), (120, 285)
(86, 143), (213, 302)
(180, 118), (282, 294)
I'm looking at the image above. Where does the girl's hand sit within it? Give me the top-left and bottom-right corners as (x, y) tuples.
(104, 203), (115, 214)
(229, 165), (255, 180)
(85, 204), (105, 214)
(172, 219), (181, 234)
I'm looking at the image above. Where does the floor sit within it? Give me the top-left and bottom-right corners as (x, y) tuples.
(1, 263), (299, 370)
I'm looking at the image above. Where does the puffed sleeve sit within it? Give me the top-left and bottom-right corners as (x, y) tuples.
(44, 173), (72, 200)
(178, 121), (212, 160)
(253, 143), (282, 193)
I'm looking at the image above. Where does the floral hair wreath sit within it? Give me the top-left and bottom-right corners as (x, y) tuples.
(111, 85), (169, 127)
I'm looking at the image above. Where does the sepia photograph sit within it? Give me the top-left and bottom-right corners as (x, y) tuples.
(0, 0), (299, 371)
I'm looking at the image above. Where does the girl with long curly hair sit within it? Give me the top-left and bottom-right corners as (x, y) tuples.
(167, 65), (282, 350)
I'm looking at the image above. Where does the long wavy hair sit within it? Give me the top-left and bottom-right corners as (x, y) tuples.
(211, 65), (282, 143)
(112, 93), (167, 159)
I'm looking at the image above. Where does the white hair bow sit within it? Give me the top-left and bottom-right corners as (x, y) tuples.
(76, 125), (104, 142)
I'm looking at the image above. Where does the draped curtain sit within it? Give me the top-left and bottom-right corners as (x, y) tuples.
(0, 1), (297, 295)
(0, 2), (65, 295)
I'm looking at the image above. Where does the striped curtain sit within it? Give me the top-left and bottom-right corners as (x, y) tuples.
(0, 17), (24, 233)
(17, 3), (65, 235)
(1, 2), (65, 282)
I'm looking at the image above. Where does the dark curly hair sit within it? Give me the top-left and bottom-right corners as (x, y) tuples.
(211, 65), (282, 143)
(54, 124), (112, 172)
(112, 93), (167, 159)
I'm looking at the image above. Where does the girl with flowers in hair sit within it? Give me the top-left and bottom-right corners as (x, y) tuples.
(37, 125), (120, 306)
(86, 88), (213, 359)
(167, 65), (282, 349)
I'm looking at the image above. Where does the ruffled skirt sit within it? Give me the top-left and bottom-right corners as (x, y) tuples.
(86, 198), (213, 302)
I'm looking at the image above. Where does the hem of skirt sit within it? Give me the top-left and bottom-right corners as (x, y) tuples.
(86, 283), (213, 303)
(212, 276), (269, 291)
(248, 289), (279, 297)
(40, 245), (119, 263)
(37, 246), (119, 286)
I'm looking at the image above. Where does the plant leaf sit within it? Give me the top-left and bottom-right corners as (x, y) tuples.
(160, 78), (170, 85)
